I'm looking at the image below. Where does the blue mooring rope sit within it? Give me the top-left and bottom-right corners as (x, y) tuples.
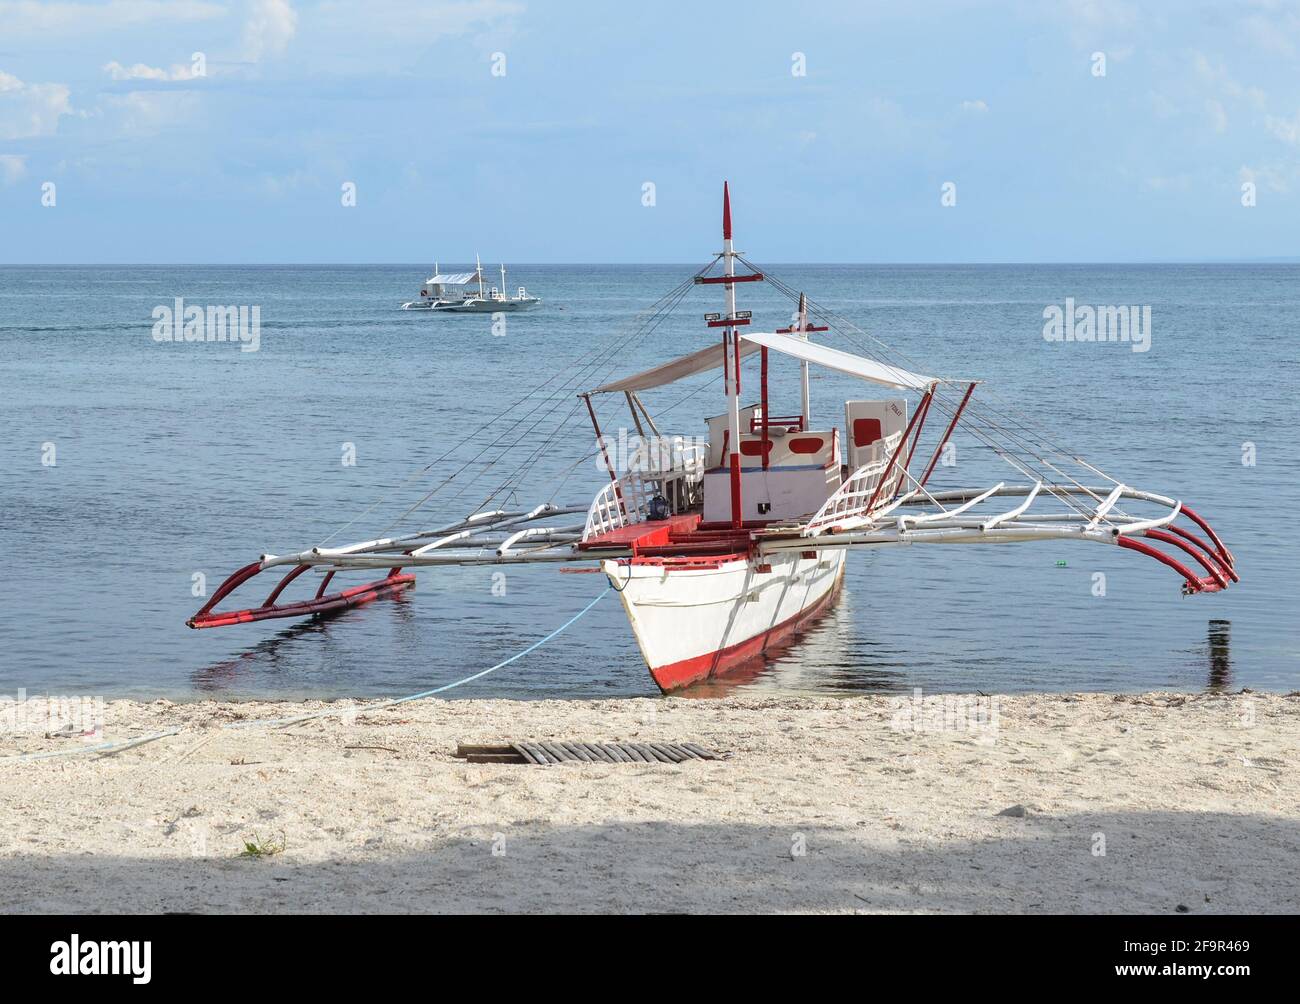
(1, 588), (612, 763)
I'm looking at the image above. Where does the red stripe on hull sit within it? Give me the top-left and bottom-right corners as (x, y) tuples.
(648, 567), (844, 693)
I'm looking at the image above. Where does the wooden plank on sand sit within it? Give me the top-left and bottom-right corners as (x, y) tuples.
(455, 743), (515, 758)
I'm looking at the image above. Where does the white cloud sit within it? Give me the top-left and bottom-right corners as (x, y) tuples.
(1240, 162), (1293, 194)
(958, 99), (989, 114)
(103, 60), (200, 81)
(100, 91), (200, 136)
(1144, 173), (1193, 193)
(1240, 8), (1300, 59)
(0, 70), (73, 140)
(0, 1), (225, 37)
(259, 168), (316, 196)
(1157, 51), (1272, 136)
(1265, 109), (1300, 145)
(1190, 52), (1267, 109)
(243, 0), (299, 61)
(1053, 0), (1142, 52)
(309, 1), (525, 57)
(1060, 0), (1140, 30)
(0, 153), (26, 184)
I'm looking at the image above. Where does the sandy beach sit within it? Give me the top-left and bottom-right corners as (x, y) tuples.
(2, 691), (1296, 914)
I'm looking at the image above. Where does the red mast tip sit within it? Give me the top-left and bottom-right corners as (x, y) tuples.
(722, 181), (732, 240)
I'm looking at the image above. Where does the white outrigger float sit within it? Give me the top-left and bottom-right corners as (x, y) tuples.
(193, 184), (1237, 693)
(401, 255), (540, 312)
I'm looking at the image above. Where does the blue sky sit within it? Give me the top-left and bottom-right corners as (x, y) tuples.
(1, 0), (1298, 262)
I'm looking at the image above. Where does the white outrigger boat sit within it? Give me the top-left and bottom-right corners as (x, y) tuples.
(194, 184), (1237, 693)
(401, 255), (540, 312)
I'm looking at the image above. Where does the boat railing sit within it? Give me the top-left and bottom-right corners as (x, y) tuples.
(632, 436), (706, 477)
(582, 469), (651, 541)
(677, 442), (706, 480)
(665, 441), (706, 511)
(749, 412), (804, 434)
(802, 431), (905, 536)
(582, 438), (707, 539)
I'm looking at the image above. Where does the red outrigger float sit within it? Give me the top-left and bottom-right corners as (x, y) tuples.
(190, 184), (1238, 692)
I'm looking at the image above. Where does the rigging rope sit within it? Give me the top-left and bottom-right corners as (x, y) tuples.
(747, 258), (1110, 472)
(470, 274), (703, 513)
(306, 250), (1134, 556)
(744, 259), (1127, 523)
(752, 262), (1118, 490)
(1, 589), (613, 763)
(361, 262), (719, 538)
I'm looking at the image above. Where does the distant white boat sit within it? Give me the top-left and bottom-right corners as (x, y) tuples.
(401, 255), (541, 312)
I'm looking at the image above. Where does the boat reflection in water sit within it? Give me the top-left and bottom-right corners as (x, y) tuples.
(190, 590), (417, 694)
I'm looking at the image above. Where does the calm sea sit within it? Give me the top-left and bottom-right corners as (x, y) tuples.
(1, 264), (1295, 700)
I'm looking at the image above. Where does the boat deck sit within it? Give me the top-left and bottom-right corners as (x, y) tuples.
(578, 511), (812, 565)
(577, 513), (702, 553)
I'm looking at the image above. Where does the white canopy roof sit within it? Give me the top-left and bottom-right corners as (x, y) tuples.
(590, 339), (762, 394)
(425, 272), (477, 285)
(591, 330), (937, 394)
(743, 330), (935, 390)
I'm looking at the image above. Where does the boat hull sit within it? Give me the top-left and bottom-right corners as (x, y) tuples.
(436, 298), (540, 312)
(402, 298), (541, 312)
(604, 549), (845, 693)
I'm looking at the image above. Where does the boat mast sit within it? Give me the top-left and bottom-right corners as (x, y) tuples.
(797, 292), (811, 427)
(722, 182), (743, 528)
(501, 262), (507, 300)
(476, 254), (485, 299)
